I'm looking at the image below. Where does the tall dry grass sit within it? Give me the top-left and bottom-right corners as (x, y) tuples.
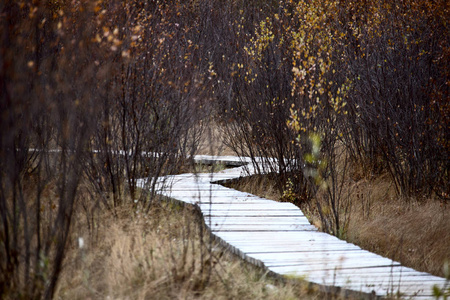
(196, 121), (236, 156)
(55, 198), (335, 299)
(345, 174), (450, 277)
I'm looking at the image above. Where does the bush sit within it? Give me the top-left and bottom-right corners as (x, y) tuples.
(0, 0), (209, 297)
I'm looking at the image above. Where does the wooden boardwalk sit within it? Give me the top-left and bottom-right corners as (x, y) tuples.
(139, 155), (447, 299)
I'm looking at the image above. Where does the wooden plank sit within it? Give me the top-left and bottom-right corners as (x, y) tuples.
(213, 230), (344, 241)
(249, 249), (387, 260)
(303, 269), (445, 283)
(233, 243), (365, 253)
(161, 190), (256, 198)
(203, 211), (306, 217)
(263, 254), (398, 267)
(198, 199), (283, 205)
(197, 202), (299, 210)
(210, 224), (317, 232)
(218, 238), (362, 247)
(205, 216), (311, 224)
(267, 261), (401, 271)
(308, 272), (431, 282)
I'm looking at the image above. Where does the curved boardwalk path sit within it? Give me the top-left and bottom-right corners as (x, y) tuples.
(139, 155), (447, 299)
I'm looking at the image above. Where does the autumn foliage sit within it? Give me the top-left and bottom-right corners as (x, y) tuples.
(0, 0), (448, 298)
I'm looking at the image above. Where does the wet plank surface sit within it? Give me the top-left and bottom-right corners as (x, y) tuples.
(138, 155), (447, 299)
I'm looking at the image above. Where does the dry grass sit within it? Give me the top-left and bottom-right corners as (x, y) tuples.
(221, 174), (283, 201)
(196, 121), (235, 156)
(55, 198), (337, 299)
(345, 175), (450, 277)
